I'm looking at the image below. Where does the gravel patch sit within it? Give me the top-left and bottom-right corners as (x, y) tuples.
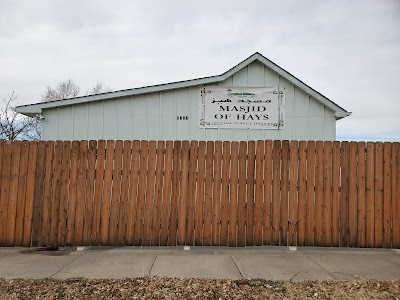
(0, 276), (399, 299)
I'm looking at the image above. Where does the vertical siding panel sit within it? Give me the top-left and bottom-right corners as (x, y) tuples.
(117, 98), (133, 140)
(14, 141), (29, 246)
(254, 141), (264, 246)
(5, 142), (21, 246)
(49, 141), (62, 246)
(143, 141), (157, 246)
(365, 142), (375, 247)
(237, 141), (247, 247)
(278, 78), (293, 140)
(306, 141), (315, 246)
(91, 140), (105, 245)
(72, 104), (88, 140)
(74, 141), (88, 246)
(248, 61), (264, 87)
(100, 141), (114, 245)
(374, 142), (384, 247)
(392, 143), (400, 248)
(22, 142), (37, 247)
(294, 88), (309, 139)
(212, 141), (222, 246)
(264, 67), (279, 86)
(151, 141), (165, 246)
(348, 142), (358, 247)
(195, 142), (206, 245)
(186, 141), (197, 246)
(31, 142), (46, 247)
(103, 101), (118, 139)
(314, 141), (324, 246)
(160, 141), (173, 246)
(383, 142), (392, 248)
(41, 141), (54, 246)
(220, 142), (230, 246)
(263, 141), (273, 245)
(357, 142), (366, 247)
(288, 141), (298, 246)
(229, 142), (239, 247)
(280, 140), (289, 246)
(108, 140), (123, 245)
(126, 141), (140, 245)
(232, 66), (249, 86)
(271, 140), (281, 246)
(57, 142), (71, 246)
(134, 141), (148, 245)
(177, 141), (189, 245)
(87, 103), (103, 139)
(246, 141), (256, 246)
(175, 90), (190, 140)
(340, 142), (350, 247)
(218, 76), (233, 87)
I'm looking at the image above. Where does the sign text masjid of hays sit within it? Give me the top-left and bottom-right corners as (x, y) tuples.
(199, 86), (285, 130)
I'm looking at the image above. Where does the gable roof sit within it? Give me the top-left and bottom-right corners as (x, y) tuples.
(16, 52), (351, 119)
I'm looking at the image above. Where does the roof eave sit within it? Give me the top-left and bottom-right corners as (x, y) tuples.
(16, 75), (224, 114)
(15, 105), (41, 116)
(336, 111), (352, 120)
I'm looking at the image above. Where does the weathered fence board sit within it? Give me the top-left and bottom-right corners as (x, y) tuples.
(0, 139), (399, 248)
(348, 142), (357, 247)
(271, 140), (281, 245)
(204, 141), (213, 246)
(220, 141), (230, 246)
(254, 140), (264, 246)
(212, 141), (222, 246)
(246, 141), (256, 246)
(229, 142), (239, 247)
(263, 140), (273, 245)
(306, 141), (315, 246)
(357, 142), (366, 247)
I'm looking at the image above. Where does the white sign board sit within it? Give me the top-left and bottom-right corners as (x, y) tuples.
(198, 86), (285, 129)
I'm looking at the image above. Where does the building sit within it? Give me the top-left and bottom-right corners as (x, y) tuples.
(16, 52), (351, 141)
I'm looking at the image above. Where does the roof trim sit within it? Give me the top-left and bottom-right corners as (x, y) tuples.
(16, 52), (350, 119)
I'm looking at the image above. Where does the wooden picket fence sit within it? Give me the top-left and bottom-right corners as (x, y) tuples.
(0, 140), (399, 248)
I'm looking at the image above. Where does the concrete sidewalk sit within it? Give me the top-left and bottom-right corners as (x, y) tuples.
(0, 247), (399, 281)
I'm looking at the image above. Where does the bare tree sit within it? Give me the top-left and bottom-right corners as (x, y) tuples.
(85, 81), (112, 96)
(42, 79), (112, 102)
(1, 80), (111, 140)
(0, 92), (41, 141)
(41, 79), (80, 102)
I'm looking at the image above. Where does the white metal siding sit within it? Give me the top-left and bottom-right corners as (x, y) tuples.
(42, 61), (337, 141)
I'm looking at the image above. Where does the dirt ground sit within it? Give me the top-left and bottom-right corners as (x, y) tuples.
(0, 276), (399, 299)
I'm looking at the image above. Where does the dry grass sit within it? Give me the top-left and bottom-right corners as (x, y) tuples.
(0, 276), (399, 299)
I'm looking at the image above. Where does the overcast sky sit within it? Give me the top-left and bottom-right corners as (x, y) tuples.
(1, 0), (399, 141)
